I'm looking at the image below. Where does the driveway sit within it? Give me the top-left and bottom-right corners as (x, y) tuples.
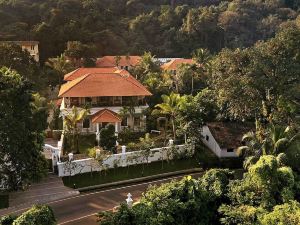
(0, 174), (79, 216)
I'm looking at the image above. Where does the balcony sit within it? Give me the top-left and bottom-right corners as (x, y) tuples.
(67, 96), (147, 108)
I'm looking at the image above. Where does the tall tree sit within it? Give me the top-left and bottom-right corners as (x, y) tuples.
(153, 92), (187, 141)
(63, 106), (89, 154)
(46, 53), (73, 85)
(0, 67), (48, 190)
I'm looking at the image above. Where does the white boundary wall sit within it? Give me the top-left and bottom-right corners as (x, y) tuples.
(57, 145), (190, 177)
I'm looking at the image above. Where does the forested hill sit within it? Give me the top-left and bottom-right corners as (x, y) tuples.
(0, 0), (299, 62)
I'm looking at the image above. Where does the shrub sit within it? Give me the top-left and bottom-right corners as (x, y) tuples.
(0, 215), (16, 225)
(100, 125), (117, 151)
(52, 130), (62, 140)
(118, 129), (145, 145)
(13, 205), (56, 225)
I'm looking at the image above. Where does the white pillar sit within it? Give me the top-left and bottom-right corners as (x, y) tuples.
(169, 139), (174, 146)
(68, 153), (73, 161)
(126, 193), (133, 208)
(122, 145), (126, 166)
(96, 149), (101, 158)
(96, 123), (100, 146)
(115, 122), (118, 133)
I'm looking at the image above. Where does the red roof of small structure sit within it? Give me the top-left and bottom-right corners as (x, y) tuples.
(64, 67), (130, 81)
(161, 59), (195, 70)
(96, 56), (141, 68)
(58, 72), (152, 97)
(91, 109), (121, 123)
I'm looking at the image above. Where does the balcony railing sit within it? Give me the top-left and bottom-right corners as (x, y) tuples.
(67, 97), (147, 108)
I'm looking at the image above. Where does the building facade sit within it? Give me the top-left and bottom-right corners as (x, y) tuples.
(1, 41), (39, 62)
(58, 68), (152, 134)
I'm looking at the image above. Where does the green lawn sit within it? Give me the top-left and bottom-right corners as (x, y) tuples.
(63, 158), (199, 189)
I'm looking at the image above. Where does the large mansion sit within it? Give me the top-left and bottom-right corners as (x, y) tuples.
(58, 67), (152, 134)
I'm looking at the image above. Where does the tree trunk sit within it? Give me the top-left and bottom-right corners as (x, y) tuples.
(191, 75), (194, 95)
(171, 117), (176, 141)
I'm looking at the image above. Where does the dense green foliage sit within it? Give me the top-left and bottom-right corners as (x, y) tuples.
(0, 0), (299, 62)
(100, 124), (117, 151)
(210, 25), (300, 123)
(99, 156), (300, 224)
(0, 67), (48, 190)
(0, 205), (56, 225)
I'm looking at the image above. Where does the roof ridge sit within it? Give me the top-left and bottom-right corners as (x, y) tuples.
(59, 73), (91, 97)
(64, 68), (80, 80)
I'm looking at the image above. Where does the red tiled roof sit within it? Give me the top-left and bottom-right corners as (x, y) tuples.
(207, 122), (255, 149)
(64, 67), (130, 81)
(96, 56), (141, 68)
(58, 72), (152, 97)
(161, 59), (195, 70)
(91, 109), (121, 123)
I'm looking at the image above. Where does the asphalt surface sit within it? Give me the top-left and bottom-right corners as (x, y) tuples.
(4, 173), (202, 225)
(56, 172), (202, 225)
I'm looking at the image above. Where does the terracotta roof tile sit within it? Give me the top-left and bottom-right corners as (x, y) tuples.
(58, 72), (152, 97)
(207, 122), (255, 149)
(64, 67), (129, 81)
(161, 58), (195, 70)
(91, 109), (121, 123)
(96, 56), (141, 67)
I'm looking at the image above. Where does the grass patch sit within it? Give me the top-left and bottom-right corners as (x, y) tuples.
(63, 158), (199, 189)
(0, 193), (9, 209)
(64, 133), (96, 155)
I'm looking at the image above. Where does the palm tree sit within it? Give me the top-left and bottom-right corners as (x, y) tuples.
(153, 92), (186, 141)
(237, 124), (300, 157)
(63, 106), (89, 154)
(119, 97), (138, 129)
(46, 54), (73, 85)
(190, 48), (212, 94)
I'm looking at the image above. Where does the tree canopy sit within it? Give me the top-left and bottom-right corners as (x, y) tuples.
(0, 67), (48, 190)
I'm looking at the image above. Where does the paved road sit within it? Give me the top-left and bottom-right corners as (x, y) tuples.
(56, 173), (202, 225)
(4, 173), (202, 225)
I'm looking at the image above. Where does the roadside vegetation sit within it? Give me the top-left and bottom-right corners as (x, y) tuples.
(63, 158), (199, 189)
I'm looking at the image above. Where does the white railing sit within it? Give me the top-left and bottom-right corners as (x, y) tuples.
(57, 144), (192, 177)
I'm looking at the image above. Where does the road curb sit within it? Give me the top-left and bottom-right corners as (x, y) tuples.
(77, 168), (203, 192)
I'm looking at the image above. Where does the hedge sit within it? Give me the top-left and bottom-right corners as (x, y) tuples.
(0, 194), (9, 209)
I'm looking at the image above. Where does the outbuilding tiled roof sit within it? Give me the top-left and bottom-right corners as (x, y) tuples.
(161, 58), (195, 70)
(96, 56), (141, 67)
(207, 122), (254, 149)
(64, 67), (130, 81)
(91, 109), (121, 123)
(58, 72), (152, 97)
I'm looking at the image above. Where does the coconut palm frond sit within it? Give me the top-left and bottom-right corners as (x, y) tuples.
(236, 146), (250, 157)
